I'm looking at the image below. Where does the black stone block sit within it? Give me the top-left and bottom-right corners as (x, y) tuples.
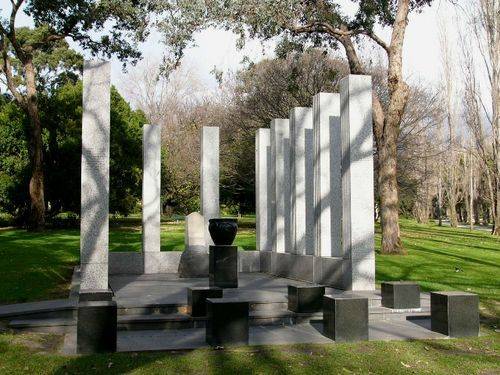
(209, 245), (238, 288)
(381, 281), (420, 309)
(188, 287), (223, 317)
(288, 285), (325, 313)
(323, 294), (368, 342)
(77, 300), (117, 354)
(431, 291), (479, 337)
(206, 298), (249, 346)
(78, 289), (114, 302)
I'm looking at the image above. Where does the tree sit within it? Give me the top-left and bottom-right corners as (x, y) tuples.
(153, 0), (434, 254)
(0, 0), (148, 229)
(0, 80), (146, 222)
(438, 19), (461, 227)
(461, 0), (500, 234)
(472, 0), (500, 235)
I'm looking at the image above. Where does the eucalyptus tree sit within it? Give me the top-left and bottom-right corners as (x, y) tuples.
(0, 0), (149, 230)
(152, 0), (434, 254)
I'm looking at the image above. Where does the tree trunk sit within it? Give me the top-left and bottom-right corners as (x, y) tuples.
(494, 175), (500, 235)
(378, 91), (406, 254)
(24, 59), (45, 230)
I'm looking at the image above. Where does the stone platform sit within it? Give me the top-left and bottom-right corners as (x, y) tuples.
(62, 318), (445, 353)
(0, 271), (451, 354)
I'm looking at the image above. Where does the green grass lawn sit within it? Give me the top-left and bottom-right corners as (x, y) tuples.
(0, 217), (499, 374)
(0, 332), (498, 374)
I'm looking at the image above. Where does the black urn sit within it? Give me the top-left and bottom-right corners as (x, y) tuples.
(208, 218), (238, 246)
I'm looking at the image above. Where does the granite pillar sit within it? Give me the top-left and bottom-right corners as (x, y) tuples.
(313, 93), (342, 258)
(142, 124), (161, 274)
(201, 127), (220, 247)
(270, 119), (291, 253)
(80, 60), (111, 292)
(256, 129), (272, 251)
(290, 107), (314, 255)
(340, 75), (375, 291)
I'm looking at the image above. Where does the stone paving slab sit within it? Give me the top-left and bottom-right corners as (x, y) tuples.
(109, 273), (381, 307)
(0, 299), (76, 319)
(62, 318), (446, 354)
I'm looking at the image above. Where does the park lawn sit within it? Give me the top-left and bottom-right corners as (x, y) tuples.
(0, 218), (499, 374)
(0, 330), (498, 374)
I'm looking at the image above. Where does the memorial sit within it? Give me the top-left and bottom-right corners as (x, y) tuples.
(323, 294), (369, 342)
(179, 212), (209, 277)
(208, 218), (238, 288)
(187, 287), (223, 317)
(77, 300), (117, 354)
(288, 285), (325, 313)
(142, 124), (161, 274)
(206, 298), (249, 346)
(381, 281), (421, 309)
(431, 291), (479, 337)
(79, 60), (112, 299)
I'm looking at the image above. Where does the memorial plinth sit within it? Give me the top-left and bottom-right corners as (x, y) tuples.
(209, 245), (238, 288)
(381, 281), (420, 309)
(431, 291), (479, 337)
(206, 298), (249, 346)
(288, 285), (325, 313)
(323, 294), (368, 342)
(77, 300), (117, 354)
(188, 286), (223, 317)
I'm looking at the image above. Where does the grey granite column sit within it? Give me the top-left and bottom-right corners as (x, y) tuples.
(255, 128), (272, 251)
(313, 93), (342, 258)
(142, 124), (161, 274)
(270, 119), (291, 253)
(340, 75), (375, 291)
(201, 126), (220, 246)
(80, 60), (111, 292)
(290, 107), (314, 255)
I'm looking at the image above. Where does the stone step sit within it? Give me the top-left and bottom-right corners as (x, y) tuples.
(7, 304), (432, 334)
(116, 301), (288, 316)
(117, 304), (188, 316)
(9, 318), (76, 334)
(0, 299), (76, 321)
(118, 314), (204, 331)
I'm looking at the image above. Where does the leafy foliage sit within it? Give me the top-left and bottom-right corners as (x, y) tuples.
(0, 82), (146, 221)
(152, 0), (434, 73)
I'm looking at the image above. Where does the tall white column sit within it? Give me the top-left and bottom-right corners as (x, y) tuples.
(270, 119), (291, 253)
(201, 126), (220, 245)
(313, 93), (342, 258)
(256, 128), (272, 251)
(340, 75), (375, 291)
(80, 60), (111, 291)
(290, 107), (314, 255)
(142, 124), (161, 274)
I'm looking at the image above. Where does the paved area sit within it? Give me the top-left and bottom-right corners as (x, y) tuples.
(62, 317), (446, 354)
(56, 273), (442, 354)
(110, 272), (389, 307)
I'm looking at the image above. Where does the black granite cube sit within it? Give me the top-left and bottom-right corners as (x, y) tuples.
(79, 289), (114, 302)
(188, 287), (223, 317)
(288, 285), (325, 313)
(323, 294), (369, 342)
(381, 281), (420, 309)
(431, 291), (479, 337)
(206, 298), (249, 346)
(209, 245), (238, 288)
(77, 300), (117, 354)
